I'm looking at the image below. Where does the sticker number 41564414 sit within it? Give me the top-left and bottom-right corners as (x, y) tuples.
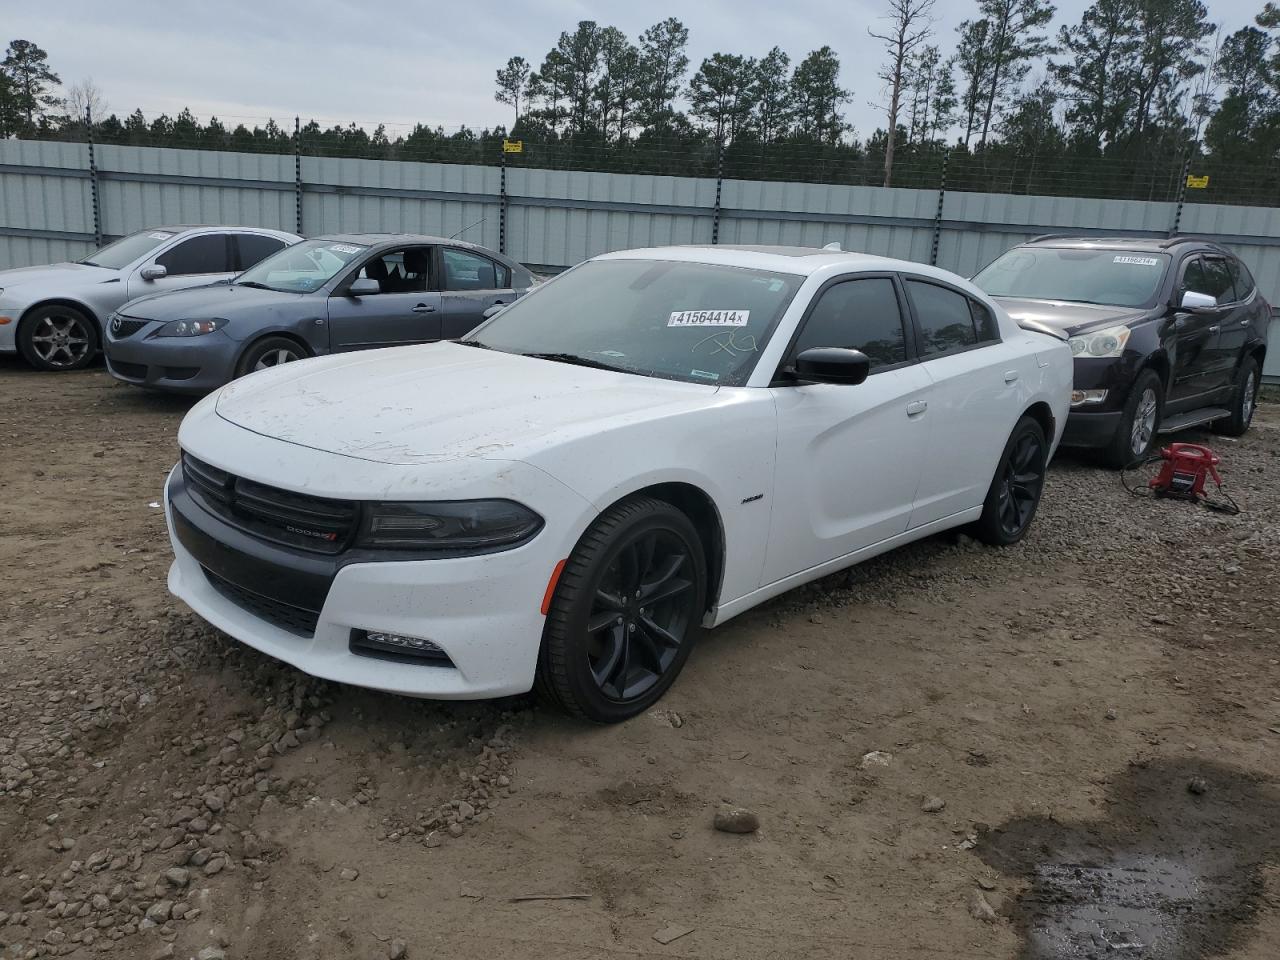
(668, 309), (750, 327)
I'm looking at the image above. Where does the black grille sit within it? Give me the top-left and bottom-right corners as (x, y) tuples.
(203, 568), (320, 636)
(111, 316), (148, 338)
(183, 454), (358, 554)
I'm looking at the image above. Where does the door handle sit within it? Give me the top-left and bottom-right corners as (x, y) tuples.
(906, 400), (928, 417)
(413, 303), (436, 313)
(1240, 318), (1251, 326)
(1003, 370), (1020, 384)
(1208, 324), (1220, 334)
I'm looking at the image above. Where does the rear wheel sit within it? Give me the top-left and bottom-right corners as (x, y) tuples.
(1212, 357), (1260, 437)
(537, 497), (707, 723)
(18, 304), (98, 371)
(1104, 369), (1163, 469)
(235, 336), (306, 378)
(974, 415), (1048, 546)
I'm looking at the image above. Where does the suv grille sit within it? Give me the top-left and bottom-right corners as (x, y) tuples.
(203, 568), (321, 636)
(183, 454), (358, 554)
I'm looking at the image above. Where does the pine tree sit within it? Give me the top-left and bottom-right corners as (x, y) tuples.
(1, 39), (62, 132)
(688, 53), (759, 144)
(494, 56), (532, 127)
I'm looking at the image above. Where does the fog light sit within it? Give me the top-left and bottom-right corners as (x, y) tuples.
(350, 629), (453, 665)
(1071, 388), (1108, 407)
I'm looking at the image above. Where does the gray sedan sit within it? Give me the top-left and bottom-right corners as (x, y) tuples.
(104, 233), (535, 394)
(0, 225), (301, 371)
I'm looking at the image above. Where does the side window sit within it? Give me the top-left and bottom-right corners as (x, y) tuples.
(1182, 257), (1212, 297)
(792, 278), (907, 369)
(495, 261), (511, 288)
(443, 248), (499, 291)
(906, 280), (979, 356)
(969, 299), (1001, 342)
(235, 234), (287, 271)
(1201, 258), (1235, 304)
(156, 234), (233, 276)
(1225, 257), (1255, 302)
(360, 248), (429, 294)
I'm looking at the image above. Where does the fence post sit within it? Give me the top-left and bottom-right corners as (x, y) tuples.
(499, 149), (508, 256)
(711, 139), (725, 245)
(930, 149), (949, 267)
(294, 116), (303, 236)
(1169, 150), (1191, 238)
(86, 108), (102, 248)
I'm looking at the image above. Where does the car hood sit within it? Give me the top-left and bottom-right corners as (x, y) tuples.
(0, 262), (121, 292)
(119, 283), (303, 320)
(992, 297), (1148, 334)
(214, 342), (720, 465)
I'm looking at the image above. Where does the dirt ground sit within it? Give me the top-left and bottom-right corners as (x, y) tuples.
(2, 357), (1279, 960)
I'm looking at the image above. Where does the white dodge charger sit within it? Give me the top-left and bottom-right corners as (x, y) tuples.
(165, 245), (1072, 722)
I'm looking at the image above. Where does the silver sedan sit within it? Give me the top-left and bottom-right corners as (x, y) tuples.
(0, 225), (301, 371)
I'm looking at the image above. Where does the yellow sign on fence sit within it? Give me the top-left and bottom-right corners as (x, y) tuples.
(1186, 174), (1209, 189)
(502, 139), (523, 154)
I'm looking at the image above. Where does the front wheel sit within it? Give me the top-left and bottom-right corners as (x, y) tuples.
(18, 304), (99, 371)
(537, 497), (707, 723)
(235, 336), (307, 378)
(973, 415), (1048, 546)
(1212, 357), (1260, 437)
(1104, 369), (1163, 469)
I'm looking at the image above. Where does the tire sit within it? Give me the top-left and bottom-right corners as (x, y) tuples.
(536, 496), (707, 723)
(974, 415), (1048, 546)
(1103, 369), (1163, 469)
(17, 303), (99, 372)
(1212, 356), (1260, 437)
(235, 336), (307, 378)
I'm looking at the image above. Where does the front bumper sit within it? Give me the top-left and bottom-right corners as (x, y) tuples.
(105, 324), (237, 394)
(164, 461), (580, 700)
(1060, 409), (1124, 447)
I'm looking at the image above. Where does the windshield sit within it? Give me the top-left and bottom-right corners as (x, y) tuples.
(973, 247), (1171, 308)
(467, 259), (803, 385)
(236, 238), (369, 293)
(78, 230), (176, 269)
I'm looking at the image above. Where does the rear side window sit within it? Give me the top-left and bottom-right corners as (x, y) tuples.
(906, 280), (982, 356)
(443, 248), (499, 290)
(792, 277), (907, 369)
(969, 300), (1000, 342)
(1226, 258), (1255, 301)
(156, 234), (233, 275)
(235, 234), (287, 271)
(1201, 258), (1236, 304)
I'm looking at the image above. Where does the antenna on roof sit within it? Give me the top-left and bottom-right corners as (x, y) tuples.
(823, 241), (842, 251)
(449, 217), (487, 240)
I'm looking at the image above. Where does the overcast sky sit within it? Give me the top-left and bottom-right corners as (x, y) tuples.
(5, 0), (1269, 138)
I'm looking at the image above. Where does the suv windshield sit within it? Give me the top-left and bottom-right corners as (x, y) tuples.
(236, 238), (368, 293)
(78, 229), (177, 269)
(467, 259), (804, 385)
(973, 247), (1171, 308)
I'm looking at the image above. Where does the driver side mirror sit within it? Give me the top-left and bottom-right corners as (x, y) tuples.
(1179, 290), (1217, 313)
(140, 264), (167, 281)
(791, 347), (871, 385)
(348, 277), (380, 297)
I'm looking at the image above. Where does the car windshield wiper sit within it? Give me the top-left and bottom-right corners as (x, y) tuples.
(521, 351), (632, 374)
(79, 260), (102, 267)
(456, 340), (494, 350)
(236, 281), (274, 290)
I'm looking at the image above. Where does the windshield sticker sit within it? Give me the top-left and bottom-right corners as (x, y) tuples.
(668, 309), (750, 327)
(690, 369), (721, 380)
(148, 232), (173, 241)
(328, 243), (364, 255)
(1113, 255), (1160, 266)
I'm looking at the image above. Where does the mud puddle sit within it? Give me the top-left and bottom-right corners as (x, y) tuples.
(977, 760), (1277, 959)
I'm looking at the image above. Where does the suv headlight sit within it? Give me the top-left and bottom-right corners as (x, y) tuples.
(154, 318), (228, 338)
(355, 500), (543, 551)
(1068, 325), (1132, 358)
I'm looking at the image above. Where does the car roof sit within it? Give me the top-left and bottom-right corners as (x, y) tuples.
(311, 233), (514, 260)
(1021, 235), (1230, 254)
(147, 225), (296, 236)
(594, 244), (956, 280)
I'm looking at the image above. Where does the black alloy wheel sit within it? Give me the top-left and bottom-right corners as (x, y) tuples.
(538, 497), (707, 723)
(975, 416), (1048, 546)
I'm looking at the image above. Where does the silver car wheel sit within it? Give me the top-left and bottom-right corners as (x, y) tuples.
(1131, 387), (1158, 457)
(254, 348), (301, 371)
(30, 314), (92, 368)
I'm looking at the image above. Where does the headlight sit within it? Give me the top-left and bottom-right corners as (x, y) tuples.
(1068, 325), (1132, 358)
(355, 500), (543, 551)
(154, 318), (228, 338)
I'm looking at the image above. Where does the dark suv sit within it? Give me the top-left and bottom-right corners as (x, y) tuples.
(973, 236), (1270, 466)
